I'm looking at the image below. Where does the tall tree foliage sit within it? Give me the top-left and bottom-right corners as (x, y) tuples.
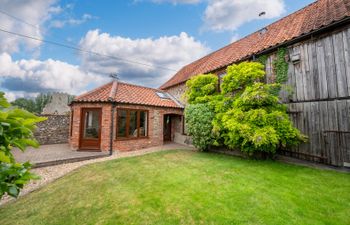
(11, 93), (52, 114)
(184, 62), (306, 155)
(0, 93), (46, 199)
(184, 74), (219, 104)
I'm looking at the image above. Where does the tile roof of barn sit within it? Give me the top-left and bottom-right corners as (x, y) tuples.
(160, 0), (350, 89)
(73, 81), (183, 108)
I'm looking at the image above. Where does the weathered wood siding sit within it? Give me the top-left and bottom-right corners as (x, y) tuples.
(266, 26), (350, 167)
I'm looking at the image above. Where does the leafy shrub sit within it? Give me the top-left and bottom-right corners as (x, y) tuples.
(221, 62), (265, 94)
(0, 93), (46, 199)
(184, 74), (218, 104)
(185, 104), (215, 151)
(184, 61), (306, 156)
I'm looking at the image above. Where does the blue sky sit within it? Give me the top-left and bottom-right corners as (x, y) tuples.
(0, 0), (314, 101)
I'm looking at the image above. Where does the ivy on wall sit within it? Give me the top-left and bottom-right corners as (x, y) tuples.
(257, 55), (268, 66)
(272, 48), (289, 84)
(257, 47), (289, 84)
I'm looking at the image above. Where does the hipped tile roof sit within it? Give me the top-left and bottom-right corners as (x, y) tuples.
(160, 0), (350, 89)
(73, 81), (183, 108)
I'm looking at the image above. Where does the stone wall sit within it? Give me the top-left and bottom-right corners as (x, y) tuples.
(34, 115), (70, 145)
(165, 83), (187, 105)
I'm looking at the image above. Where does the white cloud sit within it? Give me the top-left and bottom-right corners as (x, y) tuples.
(4, 91), (38, 102)
(0, 53), (108, 97)
(79, 30), (210, 87)
(203, 0), (285, 31)
(50, 14), (97, 28)
(0, 0), (59, 54)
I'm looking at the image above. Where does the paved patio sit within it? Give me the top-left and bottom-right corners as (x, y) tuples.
(13, 143), (194, 167)
(13, 144), (109, 166)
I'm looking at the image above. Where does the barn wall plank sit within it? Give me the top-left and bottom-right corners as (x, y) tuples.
(319, 101), (329, 163)
(316, 38), (328, 99)
(310, 42), (320, 100)
(333, 32), (348, 97)
(323, 36), (338, 98)
(343, 29), (350, 95)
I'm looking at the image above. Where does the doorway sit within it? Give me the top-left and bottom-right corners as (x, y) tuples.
(79, 108), (102, 150)
(163, 114), (172, 142)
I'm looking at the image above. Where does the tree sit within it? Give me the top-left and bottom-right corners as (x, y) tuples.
(184, 61), (306, 156)
(10, 98), (36, 114)
(34, 93), (52, 114)
(11, 93), (52, 114)
(0, 92), (46, 199)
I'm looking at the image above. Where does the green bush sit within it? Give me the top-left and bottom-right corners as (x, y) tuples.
(221, 62), (265, 95)
(185, 104), (215, 151)
(184, 61), (306, 156)
(184, 73), (218, 104)
(0, 93), (46, 199)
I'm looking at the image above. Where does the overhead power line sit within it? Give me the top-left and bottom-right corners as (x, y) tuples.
(0, 9), (78, 47)
(0, 21), (177, 72)
(0, 9), (39, 29)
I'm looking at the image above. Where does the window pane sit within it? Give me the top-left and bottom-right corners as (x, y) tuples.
(139, 111), (148, 137)
(129, 111), (138, 137)
(83, 110), (100, 139)
(117, 110), (127, 137)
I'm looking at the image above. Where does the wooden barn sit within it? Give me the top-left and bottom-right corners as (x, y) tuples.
(160, 0), (350, 167)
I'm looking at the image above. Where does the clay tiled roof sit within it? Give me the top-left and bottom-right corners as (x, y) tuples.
(74, 81), (183, 108)
(160, 0), (350, 89)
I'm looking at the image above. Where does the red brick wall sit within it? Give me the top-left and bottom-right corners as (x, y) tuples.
(69, 103), (112, 151)
(69, 102), (183, 152)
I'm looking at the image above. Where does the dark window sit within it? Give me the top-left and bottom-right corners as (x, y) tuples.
(83, 110), (100, 139)
(117, 110), (127, 137)
(116, 109), (148, 139)
(139, 111), (148, 137)
(129, 111), (138, 137)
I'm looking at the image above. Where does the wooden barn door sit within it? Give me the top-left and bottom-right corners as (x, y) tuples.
(79, 108), (102, 151)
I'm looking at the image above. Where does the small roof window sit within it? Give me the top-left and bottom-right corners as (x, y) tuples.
(156, 92), (170, 99)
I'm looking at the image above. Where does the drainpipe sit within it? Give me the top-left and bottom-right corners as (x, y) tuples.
(109, 102), (116, 156)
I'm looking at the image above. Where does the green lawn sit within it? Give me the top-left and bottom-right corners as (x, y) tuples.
(1, 150), (349, 225)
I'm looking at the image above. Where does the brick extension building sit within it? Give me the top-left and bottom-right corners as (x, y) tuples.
(69, 81), (188, 152)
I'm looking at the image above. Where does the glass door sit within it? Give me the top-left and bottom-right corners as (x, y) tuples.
(80, 108), (102, 150)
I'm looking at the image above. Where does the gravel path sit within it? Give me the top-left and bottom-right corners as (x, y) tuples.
(1, 143), (194, 206)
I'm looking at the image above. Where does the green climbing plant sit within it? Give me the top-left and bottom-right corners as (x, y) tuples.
(257, 55), (268, 66)
(273, 48), (289, 84)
